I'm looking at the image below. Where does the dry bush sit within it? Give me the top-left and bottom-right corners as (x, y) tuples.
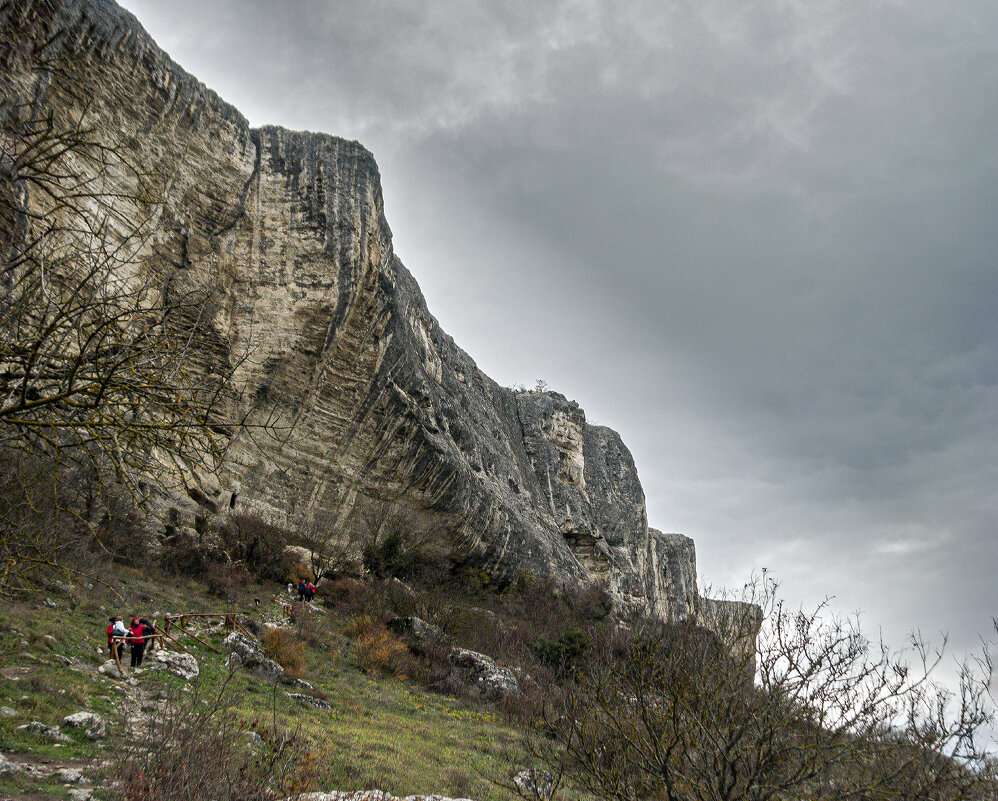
(205, 561), (252, 600)
(349, 615), (414, 677)
(320, 577), (381, 616)
(528, 581), (998, 801)
(499, 677), (548, 728)
(121, 677), (317, 801)
(262, 628), (306, 678)
(159, 530), (224, 578)
(352, 496), (453, 583)
(223, 514), (295, 583)
(294, 606), (334, 651)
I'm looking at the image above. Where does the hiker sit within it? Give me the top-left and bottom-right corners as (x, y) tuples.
(127, 616), (147, 667)
(297, 578), (308, 602)
(306, 582), (317, 603)
(140, 618), (156, 651)
(107, 616), (127, 661)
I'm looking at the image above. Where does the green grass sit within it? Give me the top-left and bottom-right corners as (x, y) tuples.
(0, 771), (73, 799)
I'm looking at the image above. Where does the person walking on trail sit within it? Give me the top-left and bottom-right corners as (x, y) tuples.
(105, 617), (116, 658)
(297, 578), (308, 603)
(306, 582), (317, 604)
(140, 618), (155, 652)
(127, 617), (147, 667)
(108, 616), (127, 661)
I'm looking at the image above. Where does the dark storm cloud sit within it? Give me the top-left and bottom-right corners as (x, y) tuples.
(121, 0), (998, 653)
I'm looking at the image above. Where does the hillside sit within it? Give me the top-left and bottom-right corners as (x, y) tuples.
(0, 562), (585, 800)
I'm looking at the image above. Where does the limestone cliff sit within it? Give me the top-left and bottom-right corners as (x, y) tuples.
(2, 0), (727, 623)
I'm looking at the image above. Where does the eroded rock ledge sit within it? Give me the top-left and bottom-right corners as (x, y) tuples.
(1, 0), (740, 626)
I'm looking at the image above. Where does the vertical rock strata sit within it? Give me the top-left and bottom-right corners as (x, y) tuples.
(2, 0), (734, 623)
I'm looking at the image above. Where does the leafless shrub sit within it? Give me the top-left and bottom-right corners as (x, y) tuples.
(528, 577), (998, 801)
(302, 495), (452, 583)
(262, 628), (306, 678)
(121, 674), (317, 800)
(0, 35), (285, 595)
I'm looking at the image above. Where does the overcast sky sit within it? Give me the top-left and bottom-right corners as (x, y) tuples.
(118, 0), (997, 662)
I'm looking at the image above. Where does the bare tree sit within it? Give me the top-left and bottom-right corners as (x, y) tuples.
(0, 46), (277, 593)
(301, 507), (365, 581)
(0, 103), (238, 490)
(526, 579), (997, 801)
(354, 496), (452, 581)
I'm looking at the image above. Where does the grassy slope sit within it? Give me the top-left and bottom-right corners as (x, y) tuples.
(0, 566), (529, 800)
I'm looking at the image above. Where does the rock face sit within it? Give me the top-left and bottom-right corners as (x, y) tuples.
(0, 0), (739, 626)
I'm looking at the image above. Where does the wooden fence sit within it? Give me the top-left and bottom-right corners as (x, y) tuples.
(107, 612), (253, 675)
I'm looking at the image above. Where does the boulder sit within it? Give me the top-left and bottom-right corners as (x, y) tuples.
(512, 768), (555, 800)
(97, 659), (123, 676)
(17, 721), (70, 742)
(448, 649), (519, 698)
(70, 790), (93, 801)
(284, 692), (331, 710)
(146, 650), (200, 681)
(0, 753), (23, 776)
(63, 711), (106, 740)
(0, 706), (16, 717)
(223, 632), (284, 679)
(58, 767), (84, 783)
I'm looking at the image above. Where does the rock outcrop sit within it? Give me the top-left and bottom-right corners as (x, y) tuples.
(448, 648), (520, 698)
(0, 0), (741, 626)
(223, 632), (285, 679)
(299, 793), (475, 801)
(146, 650), (200, 681)
(62, 712), (106, 740)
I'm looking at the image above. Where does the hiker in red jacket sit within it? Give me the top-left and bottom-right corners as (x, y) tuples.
(127, 617), (147, 667)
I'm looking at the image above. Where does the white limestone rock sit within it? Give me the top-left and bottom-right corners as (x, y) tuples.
(63, 711), (106, 740)
(284, 692), (331, 710)
(223, 632), (284, 679)
(146, 650), (200, 681)
(17, 721), (70, 742)
(58, 767), (84, 783)
(0, 753), (23, 776)
(448, 649), (519, 698)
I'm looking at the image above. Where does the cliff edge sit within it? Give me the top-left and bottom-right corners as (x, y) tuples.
(2, 0), (727, 622)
